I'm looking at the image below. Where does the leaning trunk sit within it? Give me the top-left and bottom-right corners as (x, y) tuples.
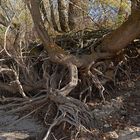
(100, 8), (140, 54)
(28, 0), (140, 66)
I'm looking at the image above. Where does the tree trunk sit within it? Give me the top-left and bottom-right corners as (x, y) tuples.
(117, 0), (125, 24)
(27, 0), (140, 66)
(68, 0), (87, 30)
(100, 7), (140, 54)
(27, 0), (83, 67)
(57, 0), (69, 32)
(39, 0), (50, 24)
(49, 0), (60, 32)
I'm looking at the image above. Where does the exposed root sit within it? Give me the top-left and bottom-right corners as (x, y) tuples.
(88, 70), (106, 103)
(43, 92), (96, 139)
(0, 67), (28, 98)
(59, 63), (78, 96)
(0, 27), (140, 139)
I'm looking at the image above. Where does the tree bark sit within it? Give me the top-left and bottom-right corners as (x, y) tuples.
(49, 0), (60, 32)
(57, 0), (69, 32)
(27, 0), (50, 45)
(68, 0), (87, 30)
(39, 0), (50, 24)
(100, 7), (140, 54)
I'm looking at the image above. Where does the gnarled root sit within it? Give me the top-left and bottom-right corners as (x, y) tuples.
(43, 92), (97, 140)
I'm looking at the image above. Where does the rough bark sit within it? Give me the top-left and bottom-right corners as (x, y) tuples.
(49, 0), (60, 32)
(57, 0), (69, 32)
(39, 0), (50, 24)
(27, 0), (84, 67)
(27, 0), (50, 46)
(68, 0), (87, 30)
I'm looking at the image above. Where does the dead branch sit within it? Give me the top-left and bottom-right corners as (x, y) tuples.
(0, 67), (28, 98)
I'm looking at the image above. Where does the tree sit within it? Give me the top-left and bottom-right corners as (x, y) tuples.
(57, 0), (69, 32)
(68, 0), (88, 30)
(49, 0), (60, 32)
(39, 0), (49, 24)
(27, 0), (140, 64)
(0, 1), (140, 139)
(99, 0), (140, 54)
(49, 0), (89, 32)
(25, 0), (140, 106)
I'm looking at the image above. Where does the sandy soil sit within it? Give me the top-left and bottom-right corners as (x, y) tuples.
(0, 82), (139, 140)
